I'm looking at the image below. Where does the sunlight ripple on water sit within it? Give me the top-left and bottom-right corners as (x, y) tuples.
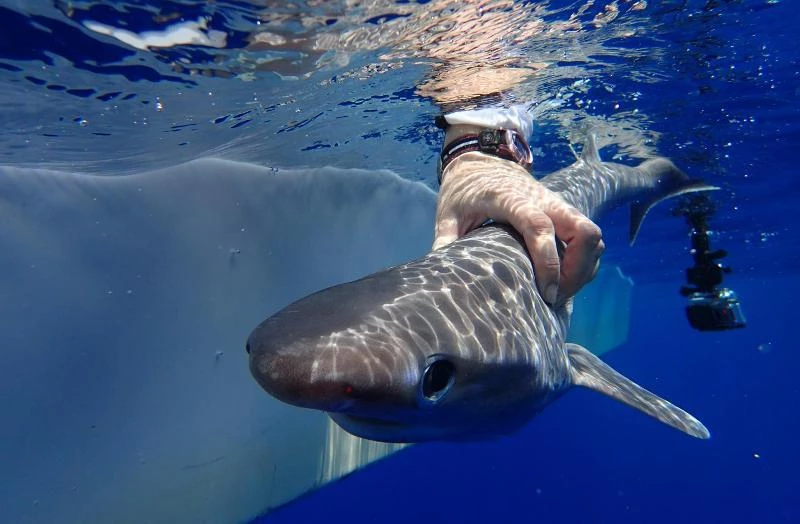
(0, 0), (795, 279)
(0, 0), (721, 174)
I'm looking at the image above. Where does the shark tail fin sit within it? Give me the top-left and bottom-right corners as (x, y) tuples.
(566, 343), (710, 439)
(629, 158), (719, 245)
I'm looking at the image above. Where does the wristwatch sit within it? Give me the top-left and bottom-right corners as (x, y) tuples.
(437, 127), (534, 185)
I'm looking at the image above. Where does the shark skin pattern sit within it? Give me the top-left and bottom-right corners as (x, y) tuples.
(247, 136), (715, 443)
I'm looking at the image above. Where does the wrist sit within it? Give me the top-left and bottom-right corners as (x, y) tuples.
(437, 126), (533, 185)
(443, 124), (485, 148)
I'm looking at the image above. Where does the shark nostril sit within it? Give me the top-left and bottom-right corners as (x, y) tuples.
(421, 355), (455, 403)
(245, 342), (251, 354)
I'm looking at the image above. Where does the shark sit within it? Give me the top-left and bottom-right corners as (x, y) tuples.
(247, 136), (715, 443)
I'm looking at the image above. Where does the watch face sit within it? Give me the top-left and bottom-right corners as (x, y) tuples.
(478, 130), (500, 147)
(509, 131), (534, 167)
(438, 128), (533, 184)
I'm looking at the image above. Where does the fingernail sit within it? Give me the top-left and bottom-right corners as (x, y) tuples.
(545, 283), (558, 305)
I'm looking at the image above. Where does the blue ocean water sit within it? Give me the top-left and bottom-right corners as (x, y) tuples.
(0, 1), (796, 523)
(264, 275), (798, 524)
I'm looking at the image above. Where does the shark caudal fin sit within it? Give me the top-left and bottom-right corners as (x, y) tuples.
(566, 343), (710, 439)
(629, 158), (719, 245)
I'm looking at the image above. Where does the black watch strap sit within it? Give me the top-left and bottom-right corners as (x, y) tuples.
(437, 128), (532, 185)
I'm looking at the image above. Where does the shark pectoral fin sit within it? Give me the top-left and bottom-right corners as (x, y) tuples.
(566, 343), (710, 439)
(629, 158), (720, 245)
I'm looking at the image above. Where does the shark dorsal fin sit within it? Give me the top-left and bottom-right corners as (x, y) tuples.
(566, 343), (710, 439)
(580, 134), (602, 164)
(629, 158), (720, 245)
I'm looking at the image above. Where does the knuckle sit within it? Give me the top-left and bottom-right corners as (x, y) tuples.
(523, 211), (555, 236)
(576, 220), (603, 246)
(540, 255), (561, 272)
(595, 238), (606, 256)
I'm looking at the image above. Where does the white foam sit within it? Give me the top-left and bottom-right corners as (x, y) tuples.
(83, 18), (227, 50)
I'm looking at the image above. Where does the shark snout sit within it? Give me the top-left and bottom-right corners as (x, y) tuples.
(248, 344), (355, 410)
(247, 322), (426, 417)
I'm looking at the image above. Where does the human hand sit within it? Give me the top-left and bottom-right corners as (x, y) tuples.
(432, 153), (604, 306)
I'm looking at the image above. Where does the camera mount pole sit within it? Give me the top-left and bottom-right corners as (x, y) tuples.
(671, 194), (746, 331)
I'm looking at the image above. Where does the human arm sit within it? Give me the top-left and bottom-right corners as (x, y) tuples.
(432, 115), (604, 306)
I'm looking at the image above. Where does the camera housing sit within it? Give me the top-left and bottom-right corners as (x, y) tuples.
(683, 289), (746, 331)
(673, 195), (746, 332)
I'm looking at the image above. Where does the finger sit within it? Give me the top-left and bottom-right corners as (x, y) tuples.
(432, 215), (460, 251)
(511, 209), (561, 305)
(556, 220), (604, 300)
(536, 198), (603, 296)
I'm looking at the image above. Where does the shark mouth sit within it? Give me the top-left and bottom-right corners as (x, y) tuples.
(332, 413), (407, 428)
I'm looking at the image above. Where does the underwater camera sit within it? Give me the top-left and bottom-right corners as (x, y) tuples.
(672, 194), (746, 331)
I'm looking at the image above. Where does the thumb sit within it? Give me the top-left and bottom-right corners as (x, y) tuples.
(432, 216), (459, 250)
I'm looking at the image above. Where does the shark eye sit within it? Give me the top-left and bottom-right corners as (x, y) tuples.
(420, 355), (455, 403)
